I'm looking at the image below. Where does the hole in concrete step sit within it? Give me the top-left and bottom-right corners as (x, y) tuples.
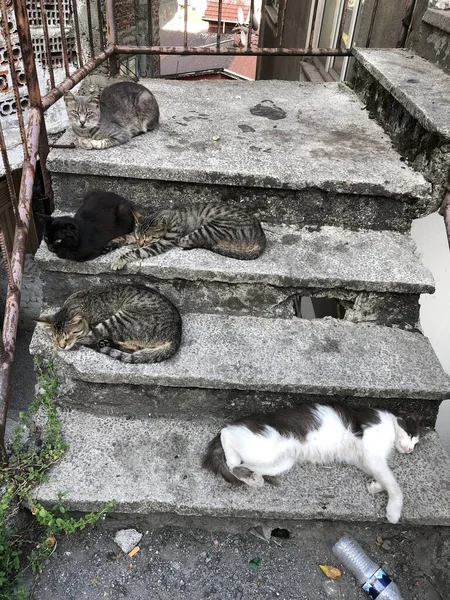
(271, 528), (290, 539)
(293, 296), (346, 320)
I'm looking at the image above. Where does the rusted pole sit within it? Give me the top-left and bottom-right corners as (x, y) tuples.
(183, 0), (189, 49)
(41, 46), (114, 110)
(105, 0), (119, 76)
(56, 0), (70, 76)
(0, 120), (20, 226)
(0, 108), (41, 462)
(1, 0), (27, 159)
(14, 0), (53, 205)
(397, 0), (418, 48)
(114, 45), (352, 56)
(71, 0), (85, 68)
(366, 0), (381, 47)
(39, 0), (56, 89)
(216, 0), (223, 51)
(85, 0), (96, 58)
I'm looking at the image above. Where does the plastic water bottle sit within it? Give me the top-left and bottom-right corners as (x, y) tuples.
(332, 535), (403, 599)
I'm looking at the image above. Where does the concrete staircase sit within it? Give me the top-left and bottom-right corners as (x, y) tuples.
(31, 63), (450, 529)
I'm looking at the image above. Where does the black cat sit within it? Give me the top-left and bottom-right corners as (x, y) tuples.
(37, 190), (135, 262)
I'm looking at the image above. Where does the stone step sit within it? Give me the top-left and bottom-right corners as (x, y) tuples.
(48, 80), (432, 232)
(33, 409), (450, 527)
(30, 314), (450, 424)
(353, 48), (450, 200)
(36, 223), (434, 323)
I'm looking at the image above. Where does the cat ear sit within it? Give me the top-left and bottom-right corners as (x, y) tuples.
(132, 211), (143, 223)
(87, 93), (100, 107)
(70, 315), (83, 324)
(156, 217), (167, 229)
(64, 91), (76, 107)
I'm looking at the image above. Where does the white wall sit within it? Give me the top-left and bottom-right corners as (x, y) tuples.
(411, 212), (450, 455)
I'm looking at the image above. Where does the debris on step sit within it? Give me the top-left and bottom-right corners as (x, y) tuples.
(113, 529), (143, 554)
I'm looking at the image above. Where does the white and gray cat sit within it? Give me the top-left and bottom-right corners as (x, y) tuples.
(203, 403), (420, 524)
(65, 81), (159, 150)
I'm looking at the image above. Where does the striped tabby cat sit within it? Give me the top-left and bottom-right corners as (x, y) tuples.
(110, 202), (266, 271)
(65, 81), (159, 150)
(38, 285), (181, 364)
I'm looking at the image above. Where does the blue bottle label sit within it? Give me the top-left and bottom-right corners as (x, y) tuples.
(362, 568), (392, 598)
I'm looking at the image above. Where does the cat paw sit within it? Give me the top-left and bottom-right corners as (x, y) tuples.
(178, 236), (194, 250)
(77, 138), (94, 149)
(366, 480), (384, 494)
(111, 257), (127, 271)
(232, 467), (264, 487)
(386, 503), (402, 524)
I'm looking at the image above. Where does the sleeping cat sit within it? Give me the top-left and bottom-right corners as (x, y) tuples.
(37, 284), (181, 364)
(37, 190), (135, 262)
(109, 202), (266, 270)
(65, 81), (159, 150)
(202, 403), (420, 524)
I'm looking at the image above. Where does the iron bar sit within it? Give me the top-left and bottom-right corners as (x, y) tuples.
(41, 46), (114, 110)
(85, 0), (96, 58)
(183, 0), (188, 49)
(71, 0), (84, 68)
(0, 107), (41, 456)
(336, 0), (347, 50)
(366, 0), (381, 47)
(308, 0), (319, 49)
(0, 229), (16, 292)
(56, 0), (70, 76)
(216, 0), (223, 51)
(278, 0), (287, 48)
(105, 0), (119, 75)
(114, 45), (353, 56)
(1, 0), (27, 159)
(247, 0), (255, 49)
(397, 0), (419, 48)
(96, 0), (106, 49)
(39, 0), (56, 89)
(0, 121), (20, 226)
(14, 0), (53, 205)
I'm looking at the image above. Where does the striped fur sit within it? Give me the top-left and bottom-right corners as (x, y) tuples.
(65, 82), (159, 150)
(110, 202), (266, 270)
(39, 285), (181, 364)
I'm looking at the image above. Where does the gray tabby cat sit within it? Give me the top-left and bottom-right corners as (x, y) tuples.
(37, 285), (181, 364)
(110, 202), (266, 271)
(65, 81), (159, 150)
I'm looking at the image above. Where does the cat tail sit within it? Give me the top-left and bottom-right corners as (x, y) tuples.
(98, 341), (178, 364)
(202, 434), (241, 484)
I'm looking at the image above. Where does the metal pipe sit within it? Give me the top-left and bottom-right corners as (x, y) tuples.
(56, 0), (70, 76)
(0, 229), (16, 291)
(2, 0), (27, 158)
(0, 108), (41, 454)
(114, 45), (352, 56)
(39, 0), (56, 89)
(247, 0), (255, 49)
(308, 0), (319, 50)
(96, 0), (106, 49)
(41, 46), (114, 110)
(71, 0), (85, 68)
(216, 0), (223, 51)
(14, 0), (53, 206)
(0, 121), (20, 226)
(85, 0), (96, 58)
(105, 0), (119, 75)
(183, 0), (189, 49)
(397, 0), (418, 48)
(366, 0), (381, 47)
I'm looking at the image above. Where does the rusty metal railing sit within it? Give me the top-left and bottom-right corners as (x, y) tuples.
(0, 0), (429, 462)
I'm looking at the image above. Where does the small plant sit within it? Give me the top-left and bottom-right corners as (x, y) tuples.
(0, 359), (115, 597)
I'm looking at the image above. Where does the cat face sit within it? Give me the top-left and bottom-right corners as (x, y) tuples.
(37, 215), (80, 254)
(395, 415), (420, 454)
(65, 91), (101, 132)
(134, 215), (167, 247)
(38, 309), (90, 350)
